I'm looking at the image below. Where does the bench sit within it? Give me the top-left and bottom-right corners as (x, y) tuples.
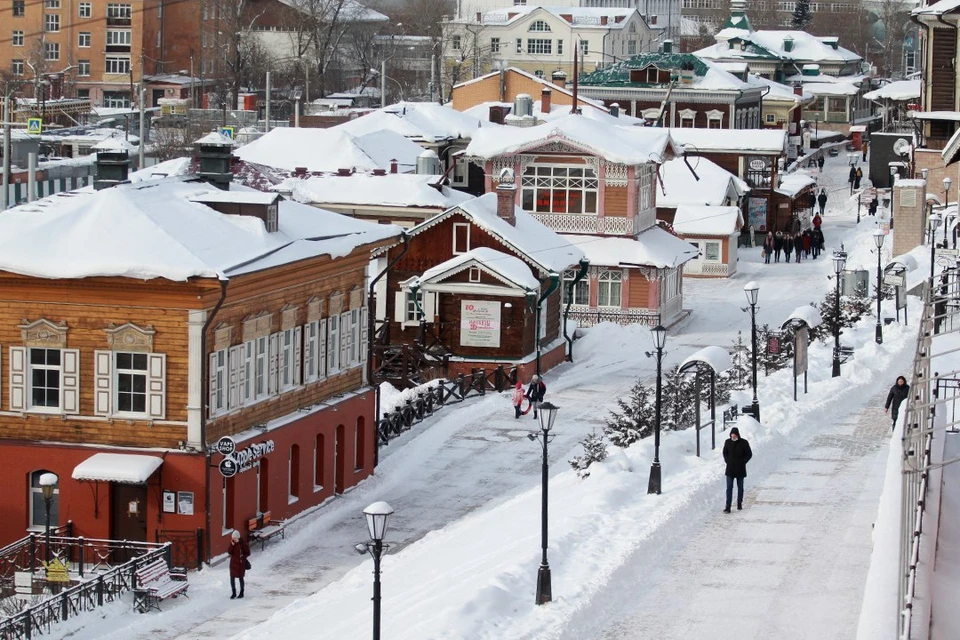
(838, 346), (854, 364)
(722, 404), (739, 428)
(133, 558), (188, 613)
(248, 510), (286, 551)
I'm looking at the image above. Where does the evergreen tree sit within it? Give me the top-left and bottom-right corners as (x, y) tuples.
(791, 0), (812, 29)
(604, 379), (656, 447)
(662, 364), (695, 430)
(720, 331), (752, 395)
(569, 430), (609, 479)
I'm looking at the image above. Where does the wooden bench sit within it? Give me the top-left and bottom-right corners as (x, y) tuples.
(133, 558), (188, 613)
(248, 510), (286, 551)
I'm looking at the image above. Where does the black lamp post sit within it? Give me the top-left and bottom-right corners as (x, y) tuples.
(944, 177), (953, 247)
(743, 283), (760, 421)
(646, 324), (666, 495)
(930, 212), (942, 283)
(40, 473), (57, 565)
(356, 501), (394, 640)
(528, 401), (558, 605)
(526, 289), (540, 377)
(831, 251), (846, 377)
(873, 229), (885, 344)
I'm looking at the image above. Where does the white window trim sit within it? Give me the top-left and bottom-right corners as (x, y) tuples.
(327, 315), (340, 375)
(112, 351), (150, 418)
(209, 349), (227, 417)
(453, 222), (470, 254)
(597, 269), (623, 308)
(521, 163), (599, 215)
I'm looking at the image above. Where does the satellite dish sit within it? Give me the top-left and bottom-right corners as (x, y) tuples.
(893, 138), (911, 157)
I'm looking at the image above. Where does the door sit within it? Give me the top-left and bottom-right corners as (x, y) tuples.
(111, 484), (148, 563)
(335, 425), (345, 494)
(152, 89), (165, 107)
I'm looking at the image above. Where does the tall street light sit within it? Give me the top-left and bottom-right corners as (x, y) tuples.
(873, 229), (885, 344)
(929, 212), (942, 283)
(39, 473), (58, 566)
(646, 324), (667, 495)
(355, 501), (395, 640)
(743, 283), (761, 421)
(943, 176), (953, 247)
(528, 401), (558, 605)
(831, 251), (847, 377)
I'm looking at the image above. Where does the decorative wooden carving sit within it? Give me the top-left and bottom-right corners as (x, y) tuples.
(213, 324), (232, 352)
(349, 287), (363, 310)
(242, 313), (273, 342)
(328, 291), (344, 316)
(105, 322), (156, 352)
(306, 297), (325, 322)
(281, 305), (299, 330)
(19, 319), (68, 347)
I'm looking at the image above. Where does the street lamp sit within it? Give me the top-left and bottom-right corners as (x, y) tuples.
(528, 401), (558, 605)
(943, 177), (952, 247)
(355, 501), (394, 640)
(39, 473), (57, 565)
(831, 251), (846, 377)
(929, 212), (942, 282)
(646, 324), (667, 495)
(873, 229), (885, 344)
(890, 165), (898, 228)
(743, 283), (761, 421)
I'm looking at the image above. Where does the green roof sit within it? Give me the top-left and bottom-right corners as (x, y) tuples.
(579, 53), (708, 87)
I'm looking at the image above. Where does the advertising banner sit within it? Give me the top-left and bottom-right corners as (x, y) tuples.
(460, 300), (502, 348)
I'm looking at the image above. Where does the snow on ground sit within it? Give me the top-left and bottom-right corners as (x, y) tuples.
(47, 151), (919, 640)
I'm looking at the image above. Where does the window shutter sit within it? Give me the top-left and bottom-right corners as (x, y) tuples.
(375, 288), (386, 323)
(424, 292), (437, 321)
(228, 345), (242, 410)
(239, 343), (249, 405)
(359, 308), (369, 379)
(9, 347), (25, 411)
(318, 319), (327, 379)
(61, 349), (80, 414)
(94, 350), (112, 416)
(147, 353), (166, 419)
(208, 352), (217, 417)
(303, 323), (316, 383)
(293, 326), (302, 386)
(268, 333), (279, 395)
(394, 291), (405, 323)
(340, 312), (349, 370)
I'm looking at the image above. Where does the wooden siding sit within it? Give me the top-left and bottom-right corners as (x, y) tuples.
(628, 272), (651, 307)
(931, 30), (957, 112)
(605, 186), (629, 216)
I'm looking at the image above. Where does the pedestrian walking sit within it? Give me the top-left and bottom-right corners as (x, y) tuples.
(813, 212), (823, 230)
(808, 191), (817, 213)
(885, 375), (910, 429)
(869, 197), (878, 217)
(722, 426), (753, 513)
(774, 231), (784, 263)
(849, 165), (856, 194)
(862, 139), (869, 161)
(817, 154), (825, 171)
(228, 530), (251, 599)
(763, 232), (774, 264)
(783, 233), (793, 262)
(802, 229), (812, 257)
(854, 166), (863, 190)
(526, 375), (546, 419)
(817, 189), (827, 216)
(793, 232), (803, 262)
(813, 227), (824, 258)
(512, 380), (525, 419)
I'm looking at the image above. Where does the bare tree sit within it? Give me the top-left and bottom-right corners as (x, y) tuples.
(875, 0), (911, 77)
(280, 0), (357, 97)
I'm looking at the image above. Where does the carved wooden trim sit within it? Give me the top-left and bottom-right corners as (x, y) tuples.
(349, 287), (364, 310)
(213, 324), (232, 352)
(104, 322), (156, 352)
(328, 291), (344, 316)
(604, 162), (629, 187)
(19, 319), (68, 348)
(242, 313), (274, 342)
(281, 305), (299, 330)
(306, 297), (325, 322)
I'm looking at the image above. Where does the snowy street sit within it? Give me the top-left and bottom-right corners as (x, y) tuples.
(48, 152), (923, 640)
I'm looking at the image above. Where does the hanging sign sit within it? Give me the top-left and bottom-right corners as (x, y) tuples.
(218, 439), (275, 477)
(215, 436), (236, 456)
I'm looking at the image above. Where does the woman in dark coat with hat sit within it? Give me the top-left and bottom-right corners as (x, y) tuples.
(228, 529), (251, 599)
(885, 375), (910, 430)
(722, 426), (753, 513)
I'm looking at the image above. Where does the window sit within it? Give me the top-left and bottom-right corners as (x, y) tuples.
(210, 349), (227, 416)
(516, 38), (523, 54)
(627, 39), (636, 55)
(202, 3), (208, 20)
(597, 270), (622, 307)
(453, 222), (470, 254)
(278, 327), (300, 391)
(44, 41), (59, 60)
(563, 269), (589, 305)
(490, 37), (500, 53)
(679, 109), (696, 128)
(241, 340), (254, 403)
(288, 444), (300, 503)
(766, 113), (776, 123)
(405, 291), (422, 324)
(102, 91), (130, 108)
(828, 96), (847, 113)
(79, 1), (91, 17)
(452, 156), (468, 186)
(13, 1), (24, 17)
(30, 348), (63, 410)
(314, 433), (324, 491)
(106, 29), (131, 46)
(451, 35), (461, 50)
(303, 319), (327, 383)
(527, 38), (552, 55)
(78, 31), (91, 47)
(327, 315), (340, 374)
(12, 30), (23, 46)
(115, 352), (148, 414)
(638, 164), (655, 213)
(45, 14), (59, 32)
(529, 20), (552, 32)
(104, 56), (130, 74)
(29, 471), (59, 530)
(12, 59), (24, 76)
(704, 242), (721, 261)
(254, 336), (268, 399)
(469, 267), (481, 283)
(341, 309), (359, 368)
(521, 165), (599, 214)
(45, 0), (60, 7)
(77, 60), (90, 76)
(106, 3), (132, 23)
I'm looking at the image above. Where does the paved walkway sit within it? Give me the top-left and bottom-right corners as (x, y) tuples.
(592, 398), (891, 640)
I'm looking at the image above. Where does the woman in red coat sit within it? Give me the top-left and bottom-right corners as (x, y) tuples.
(228, 529), (251, 599)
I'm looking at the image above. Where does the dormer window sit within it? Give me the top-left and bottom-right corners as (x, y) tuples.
(529, 20), (551, 32)
(630, 66), (670, 84)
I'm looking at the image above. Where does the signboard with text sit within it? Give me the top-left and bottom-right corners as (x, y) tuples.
(459, 300), (502, 348)
(748, 197), (767, 231)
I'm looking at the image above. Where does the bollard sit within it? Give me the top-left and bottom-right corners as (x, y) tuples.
(78, 537), (85, 578)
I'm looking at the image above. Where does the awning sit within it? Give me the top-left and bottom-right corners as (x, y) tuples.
(72, 453), (163, 484)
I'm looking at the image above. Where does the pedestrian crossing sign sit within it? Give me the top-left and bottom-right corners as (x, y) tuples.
(26, 118), (42, 135)
(219, 126), (235, 140)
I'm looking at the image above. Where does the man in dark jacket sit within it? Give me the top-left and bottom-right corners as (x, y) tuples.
(526, 375), (546, 419)
(722, 426), (753, 513)
(885, 376), (910, 429)
(869, 197), (878, 216)
(817, 189), (828, 216)
(849, 166), (857, 194)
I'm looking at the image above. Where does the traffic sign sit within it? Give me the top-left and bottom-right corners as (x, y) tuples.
(26, 118), (42, 134)
(219, 126), (235, 140)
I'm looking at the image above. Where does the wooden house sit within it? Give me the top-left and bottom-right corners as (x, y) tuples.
(0, 142), (402, 562)
(671, 205), (744, 278)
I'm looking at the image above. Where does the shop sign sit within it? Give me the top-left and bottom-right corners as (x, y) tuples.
(218, 439), (275, 478)
(460, 300), (502, 348)
(215, 436), (236, 456)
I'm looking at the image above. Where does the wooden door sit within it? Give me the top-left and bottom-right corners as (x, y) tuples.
(111, 484), (148, 563)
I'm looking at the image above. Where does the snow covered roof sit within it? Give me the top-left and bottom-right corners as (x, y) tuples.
(781, 304), (822, 330)
(802, 82), (860, 97)
(453, 67), (608, 112)
(334, 103), (490, 143)
(580, 53), (755, 93)
(913, 0), (960, 16)
(863, 79), (921, 102)
(562, 226), (698, 269)
(127, 157), (192, 183)
(751, 74), (812, 102)
(699, 29), (861, 64)
(405, 193), (583, 274)
(195, 131), (236, 146)
(669, 128), (786, 154)
(235, 128), (424, 173)
(274, 173), (474, 209)
(658, 157), (749, 208)
(680, 346), (732, 373)
(775, 173), (817, 197)
(419, 247), (540, 291)
(466, 5), (640, 30)
(466, 115), (678, 164)
(0, 178), (402, 281)
(92, 136), (136, 152)
(461, 100), (643, 126)
(672, 205), (743, 237)
(72, 453), (163, 483)
(785, 73), (867, 86)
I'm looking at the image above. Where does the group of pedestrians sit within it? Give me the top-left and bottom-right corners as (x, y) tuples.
(762, 227), (825, 263)
(849, 165), (864, 193)
(512, 374), (547, 419)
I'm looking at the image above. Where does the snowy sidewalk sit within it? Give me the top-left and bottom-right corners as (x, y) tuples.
(592, 399), (892, 640)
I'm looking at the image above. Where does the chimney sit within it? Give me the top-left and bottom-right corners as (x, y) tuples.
(541, 87), (552, 114)
(193, 131), (236, 191)
(337, 167), (352, 176)
(662, 39), (673, 54)
(416, 149), (442, 175)
(496, 167), (517, 226)
(489, 104), (508, 124)
(476, 11), (481, 22)
(609, 102), (620, 117)
(93, 138), (132, 190)
(600, 15), (608, 25)
(550, 70), (567, 88)
(390, 158), (398, 173)
(372, 168), (386, 176)
(783, 36), (794, 53)
(650, 15), (657, 26)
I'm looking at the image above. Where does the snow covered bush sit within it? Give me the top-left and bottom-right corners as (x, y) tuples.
(569, 430), (608, 479)
(604, 378), (656, 447)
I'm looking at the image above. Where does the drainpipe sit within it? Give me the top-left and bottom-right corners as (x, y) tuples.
(535, 272), (560, 377)
(368, 232), (409, 467)
(563, 258), (590, 361)
(201, 278), (229, 566)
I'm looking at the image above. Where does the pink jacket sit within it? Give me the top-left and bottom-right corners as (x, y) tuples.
(512, 386), (525, 406)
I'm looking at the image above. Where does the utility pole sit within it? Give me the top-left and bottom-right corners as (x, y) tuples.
(139, 51), (146, 168)
(265, 71), (272, 133)
(381, 60), (386, 109)
(2, 97), (10, 211)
